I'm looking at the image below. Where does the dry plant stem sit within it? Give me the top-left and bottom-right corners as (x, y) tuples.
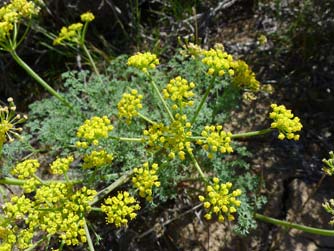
(255, 213), (334, 236)
(191, 75), (216, 125)
(83, 217), (95, 251)
(9, 50), (73, 108)
(90, 170), (134, 205)
(137, 203), (202, 239)
(301, 173), (326, 211)
(148, 75), (174, 121)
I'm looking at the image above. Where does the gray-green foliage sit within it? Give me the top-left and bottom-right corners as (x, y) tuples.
(2, 51), (263, 234)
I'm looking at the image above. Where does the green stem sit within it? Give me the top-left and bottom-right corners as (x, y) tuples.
(138, 112), (156, 124)
(188, 152), (207, 181)
(82, 43), (100, 76)
(191, 75), (216, 124)
(83, 217), (95, 251)
(148, 76), (174, 121)
(33, 174), (46, 185)
(110, 136), (143, 142)
(9, 50), (73, 108)
(231, 128), (273, 139)
(255, 213), (334, 236)
(91, 207), (102, 212)
(0, 177), (82, 186)
(90, 170), (134, 205)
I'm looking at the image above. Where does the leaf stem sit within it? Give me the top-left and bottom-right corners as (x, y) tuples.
(255, 213), (334, 236)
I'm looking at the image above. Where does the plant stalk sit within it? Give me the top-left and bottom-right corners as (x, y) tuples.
(255, 213), (334, 236)
(138, 112), (156, 124)
(231, 128), (273, 139)
(90, 170), (134, 205)
(9, 50), (73, 108)
(188, 151), (207, 181)
(148, 76), (174, 121)
(83, 217), (95, 251)
(82, 43), (100, 76)
(191, 75), (216, 124)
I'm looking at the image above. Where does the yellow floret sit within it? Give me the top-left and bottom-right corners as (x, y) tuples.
(198, 177), (242, 222)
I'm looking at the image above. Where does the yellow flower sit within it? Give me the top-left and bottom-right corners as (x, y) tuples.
(132, 162), (160, 201)
(76, 116), (113, 146)
(11, 159), (40, 180)
(0, 98), (27, 148)
(269, 104), (302, 141)
(83, 150), (113, 169)
(231, 60), (260, 92)
(127, 52), (159, 73)
(50, 155), (74, 175)
(322, 151), (334, 176)
(80, 11), (95, 22)
(162, 76), (195, 110)
(198, 178), (242, 222)
(101, 191), (140, 227)
(117, 89), (143, 123)
(197, 125), (233, 158)
(53, 22), (83, 45)
(143, 113), (193, 160)
(201, 46), (234, 76)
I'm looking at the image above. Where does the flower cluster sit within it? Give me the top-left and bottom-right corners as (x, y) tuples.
(80, 11), (95, 23)
(83, 149), (113, 169)
(322, 151), (334, 176)
(199, 178), (242, 221)
(231, 60), (260, 92)
(0, 0), (39, 44)
(132, 162), (160, 201)
(162, 76), (195, 110)
(127, 52), (159, 73)
(323, 199), (334, 225)
(4, 195), (34, 220)
(0, 98), (27, 149)
(117, 89), (143, 123)
(143, 113), (193, 160)
(11, 159), (40, 179)
(30, 183), (96, 246)
(196, 125), (233, 159)
(269, 104), (303, 140)
(50, 155), (74, 175)
(101, 191), (140, 227)
(53, 11), (95, 46)
(201, 47), (235, 76)
(22, 177), (41, 193)
(76, 116), (113, 147)
(180, 42), (205, 58)
(53, 23), (83, 45)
